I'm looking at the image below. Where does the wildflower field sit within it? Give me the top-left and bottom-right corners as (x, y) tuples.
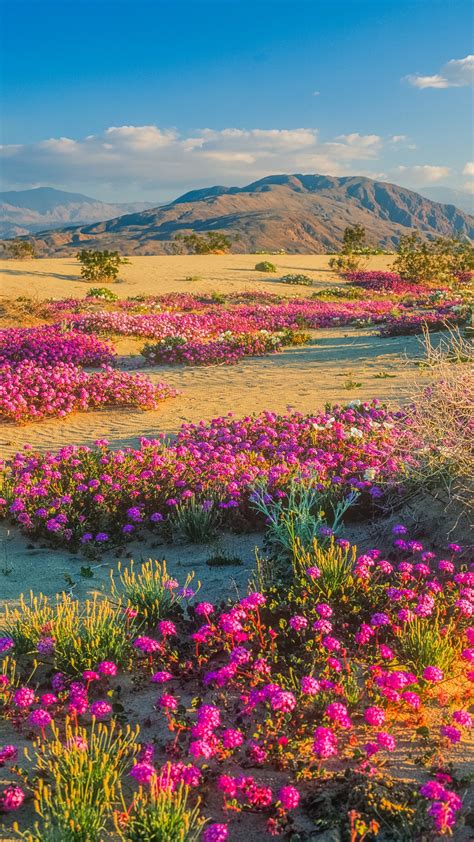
(0, 255), (472, 841)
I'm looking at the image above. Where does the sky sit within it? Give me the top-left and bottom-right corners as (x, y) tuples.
(0, 0), (473, 203)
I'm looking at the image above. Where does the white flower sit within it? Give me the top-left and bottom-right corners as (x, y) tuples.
(363, 468), (376, 480)
(350, 427), (363, 438)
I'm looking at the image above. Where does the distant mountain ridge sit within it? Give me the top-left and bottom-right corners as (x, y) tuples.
(8, 175), (474, 255)
(0, 187), (155, 238)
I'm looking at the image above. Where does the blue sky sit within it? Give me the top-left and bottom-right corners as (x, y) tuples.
(1, 0), (472, 201)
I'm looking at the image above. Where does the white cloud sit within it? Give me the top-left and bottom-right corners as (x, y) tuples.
(462, 162), (474, 176)
(406, 54), (474, 89)
(0, 124), (386, 199)
(396, 164), (451, 184)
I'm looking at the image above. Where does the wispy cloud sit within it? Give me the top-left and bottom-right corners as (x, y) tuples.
(405, 54), (474, 89)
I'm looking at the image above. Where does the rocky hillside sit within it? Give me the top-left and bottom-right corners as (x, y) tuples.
(0, 187), (154, 238)
(13, 175), (474, 255)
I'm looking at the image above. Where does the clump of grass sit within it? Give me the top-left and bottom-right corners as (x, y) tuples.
(2, 593), (133, 675)
(374, 371), (396, 379)
(206, 550), (243, 567)
(343, 379), (362, 390)
(115, 780), (205, 841)
(183, 275), (202, 282)
(170, 496), (220, 543)
(398, 615), (462, 673)
(293, 537), (357, 599)
(16, 719), (139, 842)
(111, 559), (195, 626)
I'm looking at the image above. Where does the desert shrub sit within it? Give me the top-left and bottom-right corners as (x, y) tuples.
(342, 224), (367, 254)
(115, 781), (205, 841)
(76, 250), (129, 283)
(393, 234), (474, 283)
(312, 286), (364, 300)
(170, 496), (220, 543)
(279, 274), (313, 286)
(396, 347), (474, 518)
(328, 254), (366, 273)
(110, 560), (194, 626)
(250, 477), (358, 560)
(86, 287), (119, 301)
(1, 239), (36, 259)
(172, 232), (233, 254)
(16, 719), (139, 842)
(255, 261), (277, 272)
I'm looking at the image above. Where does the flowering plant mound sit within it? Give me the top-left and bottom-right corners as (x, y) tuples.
(0, 402), (402, 547)
(0, 361), (177, 423)
(279, 274), (313, 286)
(379, 304), (470, 336)
(0, 326), (115, 366)
(0, 529), (472, 839)
(141, 330), (309, 366)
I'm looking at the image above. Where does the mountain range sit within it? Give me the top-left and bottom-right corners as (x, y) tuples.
(0, 187), (154, 239)
(3, 175), (473, 254)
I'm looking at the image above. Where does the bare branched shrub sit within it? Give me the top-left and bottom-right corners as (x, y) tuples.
(398, 333), (473, 520)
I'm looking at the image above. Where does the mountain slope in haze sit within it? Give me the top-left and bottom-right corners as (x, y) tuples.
(17, 175), (474, 255)
(0, 187), (155, 238)
(415, 186), (473, 216)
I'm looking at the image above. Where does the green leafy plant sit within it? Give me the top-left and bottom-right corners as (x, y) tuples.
(1, 239), (36, 259)
(255, 261), (277, 273)
(250, 477), (357, 560)
(110, 559), (195, 626)
(279, 273), (313, 286)
(172, 232), (233, 254)
(76, 250), (130, 283)
(86, 287), (119, 301)
(398, 615), (462, 673)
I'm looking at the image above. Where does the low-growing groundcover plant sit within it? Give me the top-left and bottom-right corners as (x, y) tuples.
(141, 330), (309, 366)
(0, 528), (472, 839)
(0, 362), (177, 422)
(279, 274), (313, 286)
(0, 401), (405, 550)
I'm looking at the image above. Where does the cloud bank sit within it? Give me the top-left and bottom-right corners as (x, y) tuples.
(1, 125), (385, 199)
(406, 54), (474, 89)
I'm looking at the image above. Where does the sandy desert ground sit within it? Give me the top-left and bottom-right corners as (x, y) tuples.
(0, 254), (429, 461)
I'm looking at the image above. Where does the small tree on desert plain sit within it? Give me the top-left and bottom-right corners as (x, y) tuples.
(393, 233), (474, 282)
(76, 249), (130, 283)
(171, 231), (235, 254)
(1, 239), (36, 259)
(328, 225), (368, 272)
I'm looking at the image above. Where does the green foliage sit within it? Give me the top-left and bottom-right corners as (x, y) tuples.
(328, 254), (366, 273)
(172, 231), (233, 254)
(293, 537), (357, 600)
(2, 239), (36, 259)
(393, 233), (474, 282)
(398, 615), (462, 673)
(86, 287), (119, 301)
(110, 559), (194, 626)
(16, 720), (139, 842)
(171, 496), (220, 543)
(76, 250), (130, 283)
(115, 781), (205, 842)
(279, 273), (313, 286)
(255, 261), (277, 272)
(342, 224), (366, 254)
(250, 477), (357, 560)
(312, 285), (365, 300)
(2, 593), (133, 674)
